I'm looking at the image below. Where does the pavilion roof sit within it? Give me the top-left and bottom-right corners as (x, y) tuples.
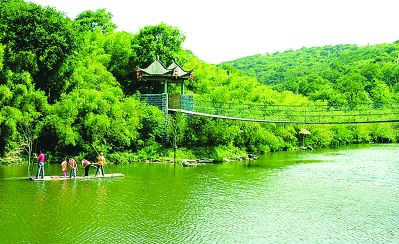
(167, 61), (190, 77)
(140, 59), (171, 76)
(138, 59), (192, 80)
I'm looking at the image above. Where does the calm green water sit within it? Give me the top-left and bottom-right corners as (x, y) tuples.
(1, 144), (398, 244)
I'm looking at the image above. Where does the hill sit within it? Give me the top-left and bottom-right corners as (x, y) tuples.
(223, 44), (399, 107)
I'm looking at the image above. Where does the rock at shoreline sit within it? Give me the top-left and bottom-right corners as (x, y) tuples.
(248, 154), (258, 160)
(182, 159), (204, 167)
(145, 154), (259, 167)
(198, 159), (215, 164)
(299, 146), (313, 151)
(224, 155), (258, 162)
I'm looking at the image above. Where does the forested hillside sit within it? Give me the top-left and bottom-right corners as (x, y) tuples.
(224, 44), (399, 108)
(0, 0), (398, 164)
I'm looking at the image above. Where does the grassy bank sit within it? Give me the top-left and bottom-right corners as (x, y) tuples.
(1, 122), (398, 166)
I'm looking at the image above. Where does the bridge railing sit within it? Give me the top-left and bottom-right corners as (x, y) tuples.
(190, 99), (399, 123)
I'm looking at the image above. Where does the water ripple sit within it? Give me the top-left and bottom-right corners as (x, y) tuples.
(0, 144), (398, 244)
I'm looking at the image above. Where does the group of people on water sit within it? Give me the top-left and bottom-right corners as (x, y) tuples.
(35, 151), (106, 179)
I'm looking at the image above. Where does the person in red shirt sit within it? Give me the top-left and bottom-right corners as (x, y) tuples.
(36, 151), (45, 179)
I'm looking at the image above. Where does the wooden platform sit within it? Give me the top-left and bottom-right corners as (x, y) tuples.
(29, 173), (124, 181)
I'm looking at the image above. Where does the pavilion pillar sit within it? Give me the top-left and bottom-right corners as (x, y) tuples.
(164, 81), (168, 94)
(181, 82), (185, 95)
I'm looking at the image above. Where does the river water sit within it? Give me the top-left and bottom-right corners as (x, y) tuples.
(0, 144), (398, 244)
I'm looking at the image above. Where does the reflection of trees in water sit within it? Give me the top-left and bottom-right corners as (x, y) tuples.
(58, 179), (79, 200)
(59, 180), (69, 199)
(0, 164), (28, 178)
(27, 181), (48, 240)
(96, 181), (108, 208)
(34, 181), (46, 197)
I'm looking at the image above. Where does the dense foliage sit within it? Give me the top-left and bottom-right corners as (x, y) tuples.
(0, 0), (398, 164)
(223, 44), (399, 108)
(0, 0), (78, 102)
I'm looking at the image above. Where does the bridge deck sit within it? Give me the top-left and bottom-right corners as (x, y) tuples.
(168, 109), (399, 124)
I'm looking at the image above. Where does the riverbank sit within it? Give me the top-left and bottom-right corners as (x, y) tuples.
(0, 140), (396, 166)
(106, 145), (252, 165)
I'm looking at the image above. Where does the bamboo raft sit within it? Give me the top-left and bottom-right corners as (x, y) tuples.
(29, 173), (124, 181)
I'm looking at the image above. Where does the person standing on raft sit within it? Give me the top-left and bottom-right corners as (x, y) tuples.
(81, 159), (91, 177)
(61, 159), (68, 178)
(68, 158), (77, 178)
(95, 152), (105, 177)
(36, 151), (45, 179)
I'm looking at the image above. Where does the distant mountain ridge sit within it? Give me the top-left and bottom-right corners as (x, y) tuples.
(222, 43), (399, 107)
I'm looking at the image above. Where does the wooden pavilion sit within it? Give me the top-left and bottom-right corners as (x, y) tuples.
(136, 58), (194, 141)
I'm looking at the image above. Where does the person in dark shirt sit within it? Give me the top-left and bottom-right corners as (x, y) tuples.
(81, 159), (91, 177)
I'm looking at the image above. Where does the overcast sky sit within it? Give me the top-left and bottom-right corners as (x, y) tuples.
(30, 0), (399, 64)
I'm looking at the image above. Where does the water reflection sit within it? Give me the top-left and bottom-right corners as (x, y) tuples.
(95, 181), (108, 207)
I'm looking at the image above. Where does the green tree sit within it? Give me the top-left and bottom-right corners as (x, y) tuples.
(131, 23), (185, 67)
(336, 73), (370, 107)
(0, 70), (48, 159)
(0, 44), (4, 70)
(103, 32), (134, 84)
(0, 0), (78, 102)
(75, 9), (117, 33)
(371, 80), (393, 107)
(113, 23), (186, 94)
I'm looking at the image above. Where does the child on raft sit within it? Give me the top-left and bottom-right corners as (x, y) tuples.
(68, 158), (77, 177)
(61, 159), (68, 178)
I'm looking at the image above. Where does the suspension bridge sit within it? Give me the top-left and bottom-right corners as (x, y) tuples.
(137, 58), (399, 125)
(168, 98), (399, 124)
